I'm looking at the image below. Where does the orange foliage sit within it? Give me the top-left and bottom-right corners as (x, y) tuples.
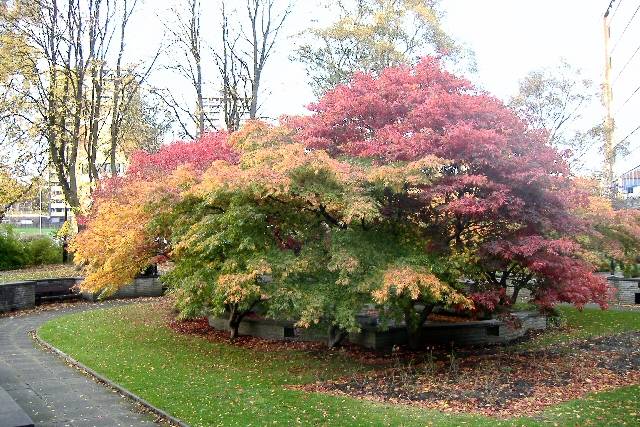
(373, 266), (473, 309)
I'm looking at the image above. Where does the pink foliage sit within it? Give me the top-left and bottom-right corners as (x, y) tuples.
(470, 288), (507, 313)
(483, 236), (612, 308)
(88, 132), (239, 218)
(127, 131), (238, 178)
(287, 56), (609, 309)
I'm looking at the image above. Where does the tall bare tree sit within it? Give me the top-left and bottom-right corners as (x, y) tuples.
(213, 2), (251, 131)
(157, 0), (214, 139)
(0, 0), (154, 210)
(108, 0), (159, 176)
(244, 0), (290, 119)
(160, 0), (290, 136)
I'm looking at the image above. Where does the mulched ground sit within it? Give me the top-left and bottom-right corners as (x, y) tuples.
(167, 315), (396, 365)
(293, 332), (640, 417)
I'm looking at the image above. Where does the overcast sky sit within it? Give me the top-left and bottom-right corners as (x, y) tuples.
(123, 0), (636, 176)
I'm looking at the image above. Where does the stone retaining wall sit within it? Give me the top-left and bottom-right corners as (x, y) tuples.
(80, 276), (164, 301)
(1, 276), (164, 312)
(0, 281), (35, 313)
(606, 277), (640, 305)
(208, 311), (548, 350)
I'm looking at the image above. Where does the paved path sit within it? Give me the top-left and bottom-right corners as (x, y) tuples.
(0, 303), (156, 426)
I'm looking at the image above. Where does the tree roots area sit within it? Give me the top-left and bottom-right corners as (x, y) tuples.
(294, 333), (640, 417)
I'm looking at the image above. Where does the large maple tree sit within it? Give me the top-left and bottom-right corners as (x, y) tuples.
(75, 58), (614, 346)
(287, 56), (610, 309)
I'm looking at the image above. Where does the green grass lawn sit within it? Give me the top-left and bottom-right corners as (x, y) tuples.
(12, 226), (59, 236)
(0, 264), (80, 284)
(38, 303), (640, 427)
(517, 306), (640, 351)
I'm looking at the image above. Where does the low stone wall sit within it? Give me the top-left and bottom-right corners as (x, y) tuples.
(80, 276), (164, 301)
(606, 276), (640, 305)
(1, 276), (164, 312)
(0, 281), (35, 313)
(208, 311), (548, 350)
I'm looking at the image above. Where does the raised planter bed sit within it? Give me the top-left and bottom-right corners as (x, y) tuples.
(208, 311), (548, 350)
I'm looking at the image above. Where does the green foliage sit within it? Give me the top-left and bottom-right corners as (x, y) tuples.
(23, 234), (63, 265)
(158, 122), (467, 338)
(0, 225), (62, 270)
(0, 225), (27, 270)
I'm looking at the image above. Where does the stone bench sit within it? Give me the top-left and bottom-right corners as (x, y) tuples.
(0, 277), (83, 313)
(0, 385), (34, 427)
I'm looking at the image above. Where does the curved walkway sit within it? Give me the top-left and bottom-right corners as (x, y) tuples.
(0, 303), (156, 426)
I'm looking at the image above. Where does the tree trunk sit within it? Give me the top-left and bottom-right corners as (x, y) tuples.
(226, 299), (260, 339)
(511, 285), (521, 304)
(327, 324), (347, 348)
(229, 318), (240, 339)
(405, 304), (434, 350)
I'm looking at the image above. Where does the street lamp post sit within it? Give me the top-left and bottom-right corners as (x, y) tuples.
(38, 187), (42, 235)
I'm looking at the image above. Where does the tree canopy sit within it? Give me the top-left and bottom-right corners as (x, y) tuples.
(295, 0), (472, 96)
(74, 57), (614, 346)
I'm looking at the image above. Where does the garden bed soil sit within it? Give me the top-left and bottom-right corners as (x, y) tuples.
(294, 331), (640, 417)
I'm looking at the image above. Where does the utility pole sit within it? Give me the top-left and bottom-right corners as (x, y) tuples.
(603, 0), (616, 199)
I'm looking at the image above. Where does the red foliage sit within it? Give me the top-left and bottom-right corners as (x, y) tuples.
(470, 288), (507, 313)
(127, 131), (238, 178)
(287, 56), (609, 309)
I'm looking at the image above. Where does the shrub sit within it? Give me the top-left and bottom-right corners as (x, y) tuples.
(0, 226), (28, 270)
(0, 226), (62, 270)
(22, 235), (63, 265)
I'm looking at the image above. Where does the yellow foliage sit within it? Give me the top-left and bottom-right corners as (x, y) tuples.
(71, 178), (172, 295)
(0, 169), (24, 208)
(216, 260), (272, 304)
(373, 266), (473, 309)
(367, 156), (447, 192)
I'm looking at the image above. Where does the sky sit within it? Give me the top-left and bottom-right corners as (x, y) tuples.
(122, 0), (637, 177)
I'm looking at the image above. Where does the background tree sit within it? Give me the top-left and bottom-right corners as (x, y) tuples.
(0, 168), (26, 220)
(108, 0), (160, 176)
(295, 0), (471, 97)
(156, 0), (211, 139)
(509, 60), (604, 173)
(0, 0), (156, 211)
(158, 0), (290, 136)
